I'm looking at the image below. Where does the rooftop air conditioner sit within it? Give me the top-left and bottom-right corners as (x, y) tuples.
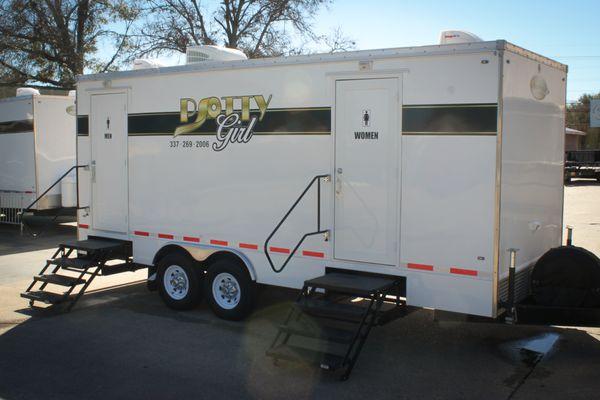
(186, 45), (247, 64)
(439, 30), (483, 45)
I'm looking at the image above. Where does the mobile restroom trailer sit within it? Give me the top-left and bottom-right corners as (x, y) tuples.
(0, 91), (76, 223)
(72, 39), (567, 321)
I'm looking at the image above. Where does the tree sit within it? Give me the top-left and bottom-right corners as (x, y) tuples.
(138, 0), (346, 59)
(566, 92), (600, 149)
(0, 0), (141, 87)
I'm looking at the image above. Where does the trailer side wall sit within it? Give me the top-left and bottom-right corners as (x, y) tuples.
(76, 47), (508, 317)
(497, 51), (566, 305)
(33, 96), (76, 209)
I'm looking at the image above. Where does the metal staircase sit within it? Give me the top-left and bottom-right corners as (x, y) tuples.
(21, 238), (140, 311)
(266, 272), (406, 380)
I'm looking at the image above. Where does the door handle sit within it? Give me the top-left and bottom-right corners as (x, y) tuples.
(335, 167), (343, 195)
(91, 160), (96, 183)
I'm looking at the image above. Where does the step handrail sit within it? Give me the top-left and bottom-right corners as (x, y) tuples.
(264, 174), (330, 273)
(19, 164), (88, 235)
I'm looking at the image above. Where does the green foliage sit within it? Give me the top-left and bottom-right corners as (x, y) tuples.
(566, 92), (600, 150)
(0, 0), (142, 87)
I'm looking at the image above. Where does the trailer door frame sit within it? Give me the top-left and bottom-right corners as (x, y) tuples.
(332, 77), (402, 266)
(89, 91), (129, 233)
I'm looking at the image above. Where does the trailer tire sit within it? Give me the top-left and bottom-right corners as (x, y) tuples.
(531, 246), (600, 307)
(157, 253), (202, 310)
(205, 258), (256, 320)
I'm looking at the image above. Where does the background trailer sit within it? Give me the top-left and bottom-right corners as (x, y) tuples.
(0, 91), (76, 223)
(70, 38), (567, 320)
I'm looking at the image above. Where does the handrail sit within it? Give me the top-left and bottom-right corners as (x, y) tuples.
(19, 164), (88, 235)
(264, 174), (330, 273)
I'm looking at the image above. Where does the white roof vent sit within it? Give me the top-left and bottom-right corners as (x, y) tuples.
(439, 30), (483, 45)
(16, 87), (40, 97)
(186, 45), (247, 64)
(132, 59), (165, 70)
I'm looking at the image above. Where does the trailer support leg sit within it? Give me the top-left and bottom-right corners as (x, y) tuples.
(505, 248), (519, 324)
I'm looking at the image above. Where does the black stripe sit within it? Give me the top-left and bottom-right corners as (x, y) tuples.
(77, 116), (89, 136)
(402, 104), (497, 134)
(0, 119), (33, 134)
(77, 104), (497, 137)
(128, 108), (331, 136)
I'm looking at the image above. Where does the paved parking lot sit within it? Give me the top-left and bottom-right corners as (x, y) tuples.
(0, 183), (599, 399)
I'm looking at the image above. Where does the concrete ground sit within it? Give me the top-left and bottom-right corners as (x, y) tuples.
(0, 183), (599, 399)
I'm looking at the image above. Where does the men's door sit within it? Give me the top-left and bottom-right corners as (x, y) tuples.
(90, 93), (128, 233)
(334, 78), (400, 265)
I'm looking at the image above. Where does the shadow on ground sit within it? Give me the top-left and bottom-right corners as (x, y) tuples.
(1, 282), (599, 400)
(564, 179), (600, 187)
(0, 216), (76, 256)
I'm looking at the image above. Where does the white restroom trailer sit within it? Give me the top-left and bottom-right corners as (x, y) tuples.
(0, 92), (76, 222)
(75, 39), (567, 319)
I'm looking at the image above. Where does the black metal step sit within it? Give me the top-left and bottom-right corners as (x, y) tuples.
(20, 291), (68, 305)
(278, 321), (355, 344)
(49, 257), (96, 270)
(34, 274), (86, 287)
(305, 273), (398, 297)
(296, 297), (367, 323)
(266, 344), (345, 371)
(60, 238), (129, 253)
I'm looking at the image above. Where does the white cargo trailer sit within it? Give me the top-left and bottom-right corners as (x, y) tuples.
(70, 38), (567, 322)
(26, 36), (600, 380)
(0, 92), (76, 223)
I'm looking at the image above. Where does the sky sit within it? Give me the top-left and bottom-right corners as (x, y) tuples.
(140, 0), (599, 103)
(309, 0), (600, 102)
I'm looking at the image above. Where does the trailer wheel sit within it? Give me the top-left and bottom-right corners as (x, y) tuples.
(531, 246), (600, 307)
(205, 258), (256, 320)
(157, 253), (202, 310)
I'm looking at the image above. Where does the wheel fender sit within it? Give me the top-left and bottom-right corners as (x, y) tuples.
(153, 242), (257, 281)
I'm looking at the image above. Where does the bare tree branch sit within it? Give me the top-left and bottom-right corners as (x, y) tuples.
(138, 0), (331, 59)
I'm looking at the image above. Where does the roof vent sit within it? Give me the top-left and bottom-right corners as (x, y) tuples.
(186, 45), (247, 64)
(16, 87), (40, 97)
(439, 30), (483, 45)
(132, 59), (165, 70)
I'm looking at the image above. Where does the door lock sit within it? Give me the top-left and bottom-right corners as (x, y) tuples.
(335, 167), (343, 195)
(91, 160), (96, 183)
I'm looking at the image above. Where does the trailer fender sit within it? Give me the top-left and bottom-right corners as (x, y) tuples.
(152, 243), (257, 281)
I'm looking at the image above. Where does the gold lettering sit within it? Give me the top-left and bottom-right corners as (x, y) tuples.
(175, 94), (272, 137)
(240, 96), (250, 121)
(254, 95), (272, 121)
(179, 98), (197, 123)
(223, 96), (235, 116)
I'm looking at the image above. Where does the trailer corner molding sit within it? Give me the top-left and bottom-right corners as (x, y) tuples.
(175, 94), (272, 151)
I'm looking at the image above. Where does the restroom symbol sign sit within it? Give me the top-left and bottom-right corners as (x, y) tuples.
(362, 109), (371, 127)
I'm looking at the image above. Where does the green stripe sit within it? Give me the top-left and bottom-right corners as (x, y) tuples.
(77, 116), (88, 136)
(403, 103), (498, 109)
(129, 131), (331, 137)
(0, 119), (33, 134)
(77, 103), (499, 137)
(403, 103), (497, 133)
(403, 131), (497, 136)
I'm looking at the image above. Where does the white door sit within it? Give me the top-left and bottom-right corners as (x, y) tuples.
(90, 93), (128, 233)
(334, 78), (400, 265)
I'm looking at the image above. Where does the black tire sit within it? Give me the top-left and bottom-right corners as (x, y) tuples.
(205, 257), (256, 320)
(157, 253), (202, 310)
(531, 246), (600, 307)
